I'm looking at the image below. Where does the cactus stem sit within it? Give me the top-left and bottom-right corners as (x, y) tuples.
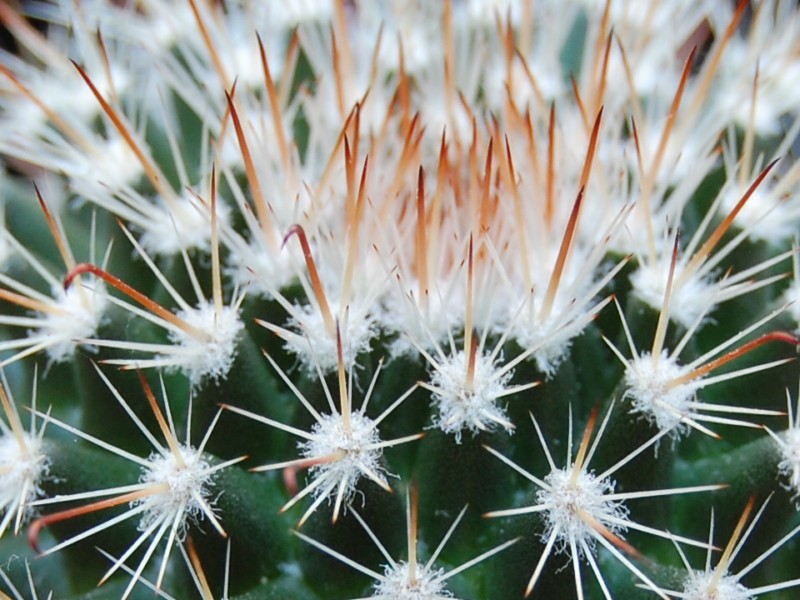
(3, 2), (800, 597)
(293, 528), (385, 581)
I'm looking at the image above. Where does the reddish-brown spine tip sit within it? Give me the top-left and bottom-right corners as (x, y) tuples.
(63, 262), (100, 291)
(282, 224), (304, 250)
(283, 465), (299, 497)
(27, 518), (44, 553)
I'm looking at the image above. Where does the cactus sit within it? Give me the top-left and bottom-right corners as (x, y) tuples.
(1, 1), (800, 598)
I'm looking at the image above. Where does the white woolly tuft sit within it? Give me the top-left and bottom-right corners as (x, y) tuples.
(301, 411), (386, 503)
(537, 468), (628, 554)
(624, 352), (696, 436)
(170, 303), (243, 386)
(630, 262), (716, 330)
(0, 432), (48, 537)
(282, 302), (377, 374)
(43, 283), (108, 363)
(372, 562), (451, 599)
(428, 350), (514, 442)
(136, 445), (216, 535)
(777, 427), (800, 505)
(682, 570), (752, 600)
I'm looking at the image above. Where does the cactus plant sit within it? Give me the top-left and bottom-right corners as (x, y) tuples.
(1, 0), (800, 598)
